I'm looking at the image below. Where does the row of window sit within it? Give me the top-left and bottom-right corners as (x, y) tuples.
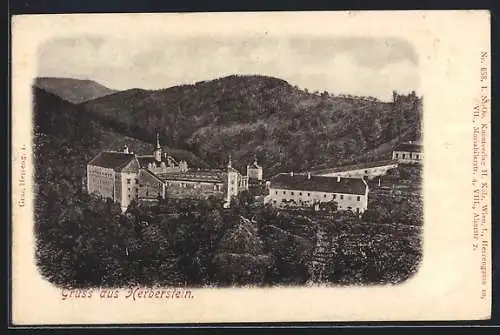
(271, 200), (362, 213)
(92, 179), (113, 185)
(274, 190), (361, 201)
(126, 178), (139, 184)
(88, 169), (113, 177)
(166, 182), (222, 191)
(395, 152), (422, 159)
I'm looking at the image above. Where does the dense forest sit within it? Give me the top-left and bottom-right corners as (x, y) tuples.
(36, 175), (422, 288)
(33, 87), (206, 184)
(76, 75), (423, 175)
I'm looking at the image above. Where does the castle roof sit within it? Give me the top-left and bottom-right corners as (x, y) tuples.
(269, 173), (367, 195)
(394, 142), (422, 152)
(157, 169), (227, 183)
(309, 159), (398, 175)
(136, 155), (180, 168)
(138, 168), (165, 183)
(88, 151), (137, 171)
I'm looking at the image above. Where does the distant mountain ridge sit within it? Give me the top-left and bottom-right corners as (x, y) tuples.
(34, 77), (118, 104)
(79, 74), (423, 176)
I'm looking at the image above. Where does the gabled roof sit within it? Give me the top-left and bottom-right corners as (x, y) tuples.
(138, 168), (165, 183)
(394, 142), (422, 152)
(88, 151), (137, 171)
(269, 173), (367, 195)
(310, 159), (398, 175)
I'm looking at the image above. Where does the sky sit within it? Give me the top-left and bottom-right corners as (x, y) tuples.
(37, 35), (419, 101)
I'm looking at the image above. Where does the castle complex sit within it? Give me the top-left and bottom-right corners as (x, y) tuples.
(87, 134), (251, 212)
(87, 134), (420, 215)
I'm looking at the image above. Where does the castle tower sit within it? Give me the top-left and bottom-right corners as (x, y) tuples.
(153, 132), (162, 162)
(226, 154), (238, 204)
(246, 154), (263, 181)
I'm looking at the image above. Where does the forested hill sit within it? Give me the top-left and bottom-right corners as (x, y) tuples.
(80, 74), (422, 177)
(33, 87), (206, 189)
(34, 77), (118, 104)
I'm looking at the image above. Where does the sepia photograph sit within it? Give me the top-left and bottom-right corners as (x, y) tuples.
(33, 33), (423, 289)
(11, 11), (490, 324)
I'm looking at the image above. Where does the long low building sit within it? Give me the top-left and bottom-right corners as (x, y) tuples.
(392, 142), (423, 163)
(307, 159), (399, 180)
(264, 172), (369, 214)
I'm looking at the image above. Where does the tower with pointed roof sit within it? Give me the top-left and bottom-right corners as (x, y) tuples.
(153, 132), (162, 162)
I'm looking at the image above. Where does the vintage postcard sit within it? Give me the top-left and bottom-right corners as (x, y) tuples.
(11, 11), (491, 324)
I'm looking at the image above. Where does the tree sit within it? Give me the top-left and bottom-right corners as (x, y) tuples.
(212, 218), (271, 286)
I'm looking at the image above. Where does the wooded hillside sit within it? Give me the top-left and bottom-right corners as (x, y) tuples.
(79, 75), (423, 176)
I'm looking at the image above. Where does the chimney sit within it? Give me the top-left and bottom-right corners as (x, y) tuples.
(307, 172), (311, 180)
(123, 145), (129, 154)
(337, 176), (341, 182)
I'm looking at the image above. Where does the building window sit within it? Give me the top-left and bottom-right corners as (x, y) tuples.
(127, 188), (130, 192)
(364, 170), (368, 174)
(135, 179), (139, 184)
(402, 154), (406, 159)
(127, 178), (131, 184)
(357, 196), (360, 201)
(323, 194), (327, 198)
(275, 191), (278, 195)
(356, 208), (360, 214)
(291, 192), (294, 195)
(299, 192), (302, 196)
(396, 153), (399, 158)
(333, 194), (336, 199)
(283, 191), (286, 195)
(307, 193), (311, 196)
(340, 195), (344, 200)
